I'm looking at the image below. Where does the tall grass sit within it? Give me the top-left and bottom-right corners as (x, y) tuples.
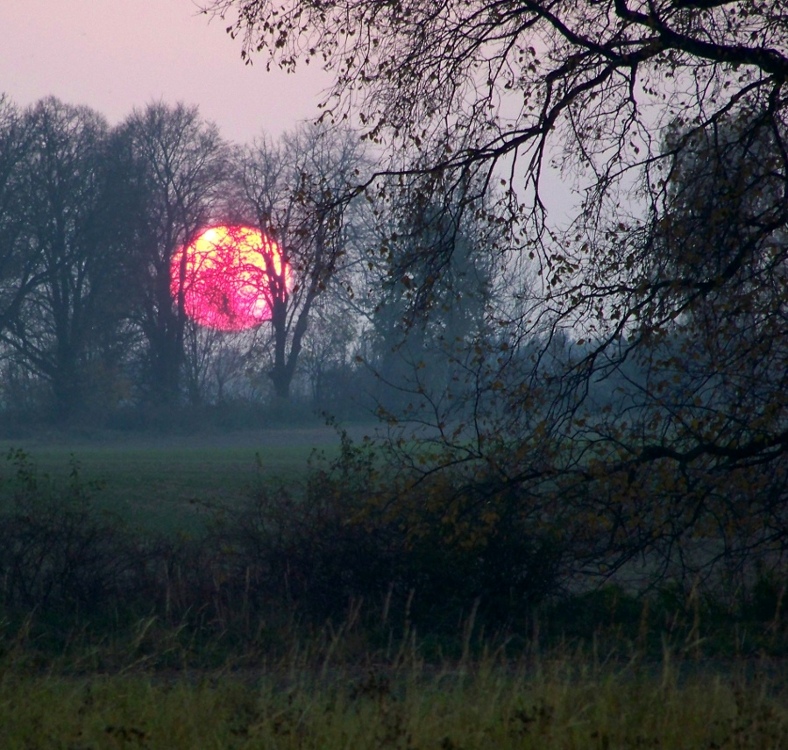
(0, 443), (786, 747)
(1, 639), (785, 749)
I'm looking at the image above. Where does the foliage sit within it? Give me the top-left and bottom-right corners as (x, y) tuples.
(0, 97), (36, 336)
(362, 174), (505, 421)
(0, 448), (136, 619)
(208, 1), (788, 233)
(0, 443), (784, 672)
(204, 429), (561, 631)
(206, 0), (788, 590)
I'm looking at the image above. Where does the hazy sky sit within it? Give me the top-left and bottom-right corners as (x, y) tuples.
(0, 0), (330, 144)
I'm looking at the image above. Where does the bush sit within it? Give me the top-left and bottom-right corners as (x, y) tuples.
(3, 439), (782, 666)
(203, 431), (565, 633)
(1, 451), (121, 613)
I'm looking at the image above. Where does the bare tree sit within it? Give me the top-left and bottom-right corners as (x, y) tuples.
(232, 123), (366, 400)
(0, 97), (127, 420)
(114, 103), (230, 407)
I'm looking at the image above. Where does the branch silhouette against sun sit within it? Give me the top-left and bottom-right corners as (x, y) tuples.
(172, 225), (291, 331)
(230, 123), (368, 400)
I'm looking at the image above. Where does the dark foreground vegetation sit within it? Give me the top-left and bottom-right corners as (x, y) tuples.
(2, 652), (786, 748)
(2, 438), (785, 664)
(0, 437), (786, 747)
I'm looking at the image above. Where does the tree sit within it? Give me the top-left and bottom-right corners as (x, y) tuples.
(206, 2), (787, 214)
(299, 297), (358, 410)
(570, 114), (788, 583)
(113, 103), (230, 407)
(0, 96), (37, 335)
(634, 116), (787, 444)
(0, 97), (127, 420)
(206, 1), (788, 587)
(231, 123), (366, 400)
(206, 0), (788, 327)
(365, 176), (502, 422)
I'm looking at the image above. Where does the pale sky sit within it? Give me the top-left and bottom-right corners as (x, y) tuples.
(0, 0), (330, 144)
(0, 1), (577, 220)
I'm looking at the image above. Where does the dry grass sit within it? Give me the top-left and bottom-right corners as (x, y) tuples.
(1, 641), (786, 749)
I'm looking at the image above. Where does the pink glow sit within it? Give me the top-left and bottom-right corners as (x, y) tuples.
(0, 1), (329, 144)
(171, 225), (291, 331)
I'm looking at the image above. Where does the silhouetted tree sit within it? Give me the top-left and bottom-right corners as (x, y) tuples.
(0, 97), (127, 420)
(0, 96), (37, 335)
(232, 123), (366, 400)
(114, 102), (230, 407)
(299, 297), (358, 410)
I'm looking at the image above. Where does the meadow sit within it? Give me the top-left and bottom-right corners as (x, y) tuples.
(0, 425), (348, 532)
(0, 426), (785, 748)
(1, 646), (786, 748)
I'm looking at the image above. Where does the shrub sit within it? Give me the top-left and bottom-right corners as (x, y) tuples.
(204, 431), (565, 632)
(0, 450), (136, 618)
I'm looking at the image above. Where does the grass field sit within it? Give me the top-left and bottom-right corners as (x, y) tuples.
(1, 426), (786, 748)
(0, 425), (365, 532)
(1, 650), (785, 749)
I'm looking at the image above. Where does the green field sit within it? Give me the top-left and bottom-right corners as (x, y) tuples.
(0, 426), (364, 532)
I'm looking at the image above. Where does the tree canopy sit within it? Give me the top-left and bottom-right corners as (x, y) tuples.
(207, 1), (787, 216)
(206, 0), (788, 585)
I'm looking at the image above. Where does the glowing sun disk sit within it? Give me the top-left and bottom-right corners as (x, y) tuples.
(171, 225), (291, 332)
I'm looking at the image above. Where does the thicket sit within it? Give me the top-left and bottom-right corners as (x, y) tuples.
(0, 441), (784, 671)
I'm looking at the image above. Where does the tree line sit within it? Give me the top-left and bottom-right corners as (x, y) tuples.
(0, 94), (505, 429)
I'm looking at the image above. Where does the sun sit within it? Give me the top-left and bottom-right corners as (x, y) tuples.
(171, 225), (291, 332)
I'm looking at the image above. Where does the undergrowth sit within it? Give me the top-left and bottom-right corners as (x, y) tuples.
(0, 443), (786, 746)
(0, 442), (785, 668)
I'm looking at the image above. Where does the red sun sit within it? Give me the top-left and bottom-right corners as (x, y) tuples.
(171, 225), (291, 332)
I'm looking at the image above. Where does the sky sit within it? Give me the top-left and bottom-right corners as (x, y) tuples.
(0, 0), (330, 144)
(0, 0), (576, 220)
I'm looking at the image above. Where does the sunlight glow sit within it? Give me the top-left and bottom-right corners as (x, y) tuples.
(171, 225), (291, 331)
